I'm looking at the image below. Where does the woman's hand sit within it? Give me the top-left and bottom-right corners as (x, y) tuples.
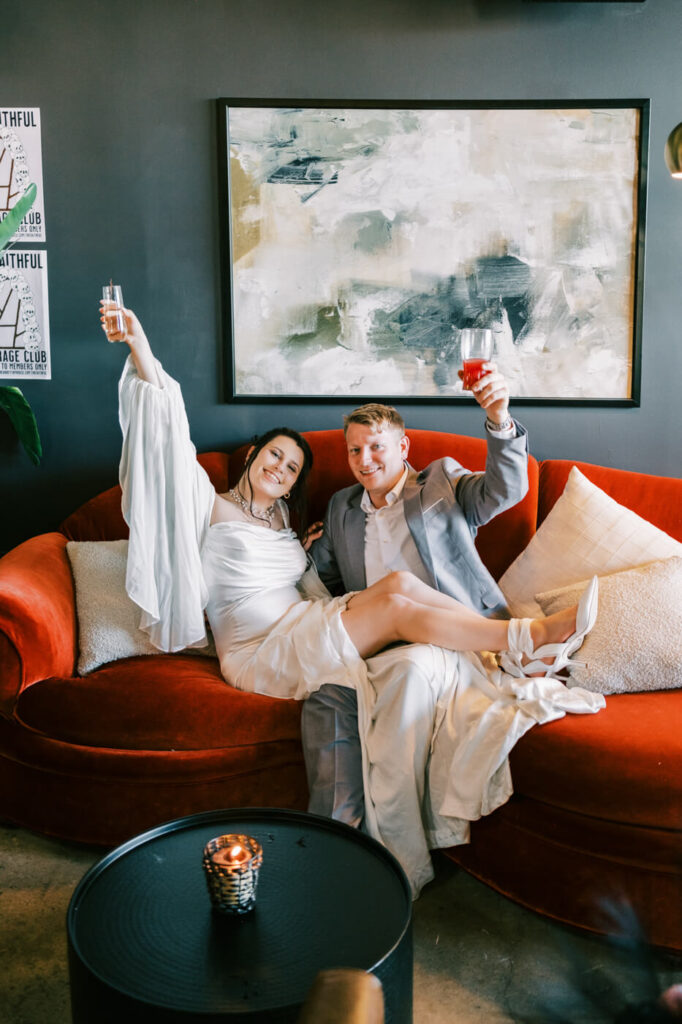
(100, 302), (147, 348)
(302, 521), (324, 551)
(99, 302), (160, 386)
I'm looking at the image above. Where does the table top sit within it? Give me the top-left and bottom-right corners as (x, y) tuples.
(68, 808), (412, 1017)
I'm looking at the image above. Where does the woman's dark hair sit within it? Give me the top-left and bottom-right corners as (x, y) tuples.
(242, 427), (314, 534)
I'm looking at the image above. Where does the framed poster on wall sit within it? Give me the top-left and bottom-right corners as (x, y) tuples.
(0, 108), (46, 242)
(0, 249), (50, 380)
(216, 99), (648, 405)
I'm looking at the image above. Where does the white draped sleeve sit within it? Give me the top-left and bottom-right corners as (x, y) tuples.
(118, 354), (215, 652)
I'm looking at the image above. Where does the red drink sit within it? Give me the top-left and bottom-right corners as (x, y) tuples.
(462, 357), (487, 390)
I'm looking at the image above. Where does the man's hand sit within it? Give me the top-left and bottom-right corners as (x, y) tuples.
(302, 521), (324, 551)
(458, 361), (510, 425)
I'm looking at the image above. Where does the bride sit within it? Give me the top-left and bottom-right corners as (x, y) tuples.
(104, 301), (604, 895)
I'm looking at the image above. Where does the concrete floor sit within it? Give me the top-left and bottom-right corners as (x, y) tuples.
(0, 824), (679, 1023)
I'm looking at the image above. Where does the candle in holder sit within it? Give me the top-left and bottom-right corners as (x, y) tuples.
(202, 834), (263, 915)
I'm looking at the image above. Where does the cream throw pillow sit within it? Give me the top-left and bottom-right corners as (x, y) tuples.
(66, 540), (215, 675)
(535, 558), (682, 695)
(499, 466), (682, 617)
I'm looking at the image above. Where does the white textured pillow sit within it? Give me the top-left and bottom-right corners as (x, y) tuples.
(535, 558), (682, 695)
(499, 466), (682, 617)
(66, 540), (215, 675)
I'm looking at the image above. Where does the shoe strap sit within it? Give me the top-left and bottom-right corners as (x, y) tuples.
(506, 618), (535, 660)
(521, 655), (585, 676)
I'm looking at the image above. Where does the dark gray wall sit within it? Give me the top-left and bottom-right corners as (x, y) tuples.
(1, 0), (680, 550)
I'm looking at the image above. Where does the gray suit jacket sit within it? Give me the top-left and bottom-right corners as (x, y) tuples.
(309, 423), (529, 615)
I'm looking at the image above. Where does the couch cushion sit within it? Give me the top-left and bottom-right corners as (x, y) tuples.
(509, 689), (682, 830)
(500, 466), (682, 616)
(67, 539), (162, 673)
(536, 557), (682, 695)
(65, 539), (217, 674)
(539, 459), (682, 541)
(15, 655), (302, 751)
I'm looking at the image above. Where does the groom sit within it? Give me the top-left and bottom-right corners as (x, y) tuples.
(304, 362), (529, 828)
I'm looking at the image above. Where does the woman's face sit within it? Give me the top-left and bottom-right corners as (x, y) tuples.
(247, 435), (305, 503)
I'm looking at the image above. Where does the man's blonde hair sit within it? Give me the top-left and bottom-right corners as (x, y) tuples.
(343, 403), (405, 436)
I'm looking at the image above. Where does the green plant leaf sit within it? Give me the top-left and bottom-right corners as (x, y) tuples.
(0, 385), (42, 465)
(0, 183), (38, 255)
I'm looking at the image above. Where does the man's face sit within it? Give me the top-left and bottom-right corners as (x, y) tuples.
(345, 421), (409, 507)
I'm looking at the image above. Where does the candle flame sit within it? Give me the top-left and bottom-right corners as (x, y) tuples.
(229, 844), (243, 860)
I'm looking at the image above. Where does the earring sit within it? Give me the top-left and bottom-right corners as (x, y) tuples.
(284, 491), (291, 499)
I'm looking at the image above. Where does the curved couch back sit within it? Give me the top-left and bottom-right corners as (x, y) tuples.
(539, 460), (682, 541)
(60, 429), (540, 581)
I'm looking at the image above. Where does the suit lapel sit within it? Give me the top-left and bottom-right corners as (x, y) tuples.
(402, 466), (437, 585)
(342, 497), (367, 590)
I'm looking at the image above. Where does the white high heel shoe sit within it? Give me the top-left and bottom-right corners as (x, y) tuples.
(499, 576), (599, 680)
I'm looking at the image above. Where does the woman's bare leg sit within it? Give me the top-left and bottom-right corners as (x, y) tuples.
(347, 571), (474, 615)
(342, 572), (579, 661)
(341, 594), (507, 658)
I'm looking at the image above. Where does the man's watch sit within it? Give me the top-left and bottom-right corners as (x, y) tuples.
(485, 416), (513, 433)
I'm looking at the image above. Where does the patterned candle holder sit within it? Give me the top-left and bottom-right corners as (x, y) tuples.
(202, 834), (263, 915)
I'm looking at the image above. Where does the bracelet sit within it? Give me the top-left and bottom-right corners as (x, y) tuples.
(486, 416), (513, 433)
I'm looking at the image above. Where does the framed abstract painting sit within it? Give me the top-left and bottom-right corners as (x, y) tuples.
(216, 99), (648, 404)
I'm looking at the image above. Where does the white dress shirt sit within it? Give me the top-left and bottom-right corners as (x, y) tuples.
(361, 466), (433, 586)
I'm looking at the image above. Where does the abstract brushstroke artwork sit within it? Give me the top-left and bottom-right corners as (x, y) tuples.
(217, 100), (647, 403)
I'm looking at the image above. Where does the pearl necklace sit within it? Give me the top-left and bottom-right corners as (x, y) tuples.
(228, 486), (277, 526)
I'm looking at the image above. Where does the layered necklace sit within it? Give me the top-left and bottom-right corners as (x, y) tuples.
(228, 486), (277, 526)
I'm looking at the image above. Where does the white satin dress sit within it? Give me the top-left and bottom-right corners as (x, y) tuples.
(118, 355), (605, 897)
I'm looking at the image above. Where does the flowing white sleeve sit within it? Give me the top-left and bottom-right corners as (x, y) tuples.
(118, 354), (215, 652)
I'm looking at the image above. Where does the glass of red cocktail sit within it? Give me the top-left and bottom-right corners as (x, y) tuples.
(460, 328), (493, 390)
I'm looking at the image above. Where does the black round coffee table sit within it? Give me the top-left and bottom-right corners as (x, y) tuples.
(67, 808), (412, 1023)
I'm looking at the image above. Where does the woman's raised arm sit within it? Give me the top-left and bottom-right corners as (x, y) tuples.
(111, 303), (216, 653)
(100, 301), (161, 388)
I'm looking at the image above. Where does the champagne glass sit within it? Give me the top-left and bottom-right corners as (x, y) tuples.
(102, 282), (126, 336)
(460, 328), (493, 390)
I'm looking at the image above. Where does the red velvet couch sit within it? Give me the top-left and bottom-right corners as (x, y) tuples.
(1, 430), (681, 951)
